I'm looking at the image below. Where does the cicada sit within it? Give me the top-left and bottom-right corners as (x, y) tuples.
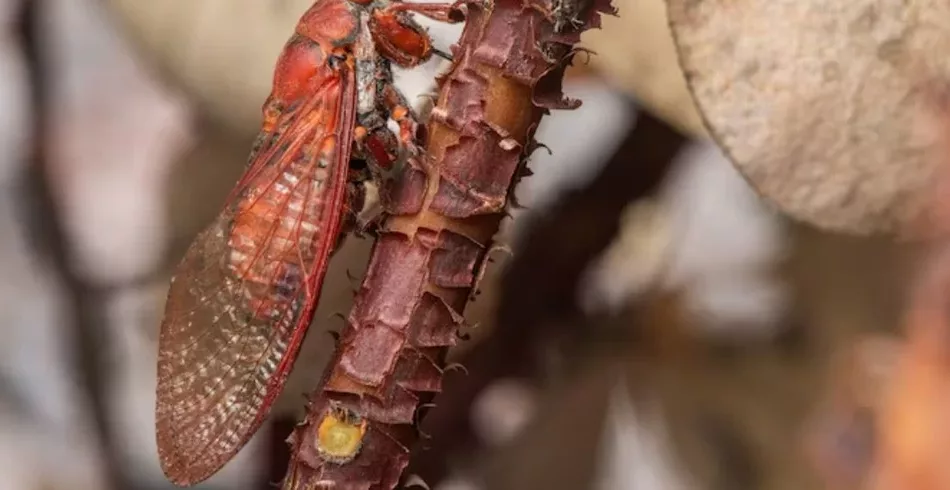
(154, 0), (465, 485)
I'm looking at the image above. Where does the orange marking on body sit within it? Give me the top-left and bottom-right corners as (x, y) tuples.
(391, 105), (409, 121)
(320, 135), (338, 157)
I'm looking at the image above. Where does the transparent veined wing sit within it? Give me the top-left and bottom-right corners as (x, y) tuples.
(155, 36), (357, 486)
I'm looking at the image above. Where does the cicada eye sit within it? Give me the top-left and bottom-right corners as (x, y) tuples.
(369, 10), (432, 67)
(327, 53), (348, 70)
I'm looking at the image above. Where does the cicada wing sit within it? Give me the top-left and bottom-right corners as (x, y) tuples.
(155, 57), (357, 485)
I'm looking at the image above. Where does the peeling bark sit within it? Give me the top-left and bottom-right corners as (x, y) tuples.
(280, 0), (615, 487)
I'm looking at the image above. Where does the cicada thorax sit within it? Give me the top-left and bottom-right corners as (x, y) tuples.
(296, 0), (360, 48)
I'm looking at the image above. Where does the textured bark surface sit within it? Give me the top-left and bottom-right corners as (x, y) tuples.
(279, 0), (614, 487)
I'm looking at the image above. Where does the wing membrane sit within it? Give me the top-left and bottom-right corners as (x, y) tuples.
(155, 41), (357, 485)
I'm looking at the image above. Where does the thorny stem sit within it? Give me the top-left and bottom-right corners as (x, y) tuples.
(280, 0), (616, 486)
(405, 108), (686, 485)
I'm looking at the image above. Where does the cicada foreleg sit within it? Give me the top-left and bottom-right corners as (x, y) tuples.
(353, 62), (424, 182)
(379, 81), (423, 159)
(383, 0), (470, 24)
(350, 75), (427, 224)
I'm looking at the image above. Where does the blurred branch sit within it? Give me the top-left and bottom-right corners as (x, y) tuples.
(861, 249), (950, 490)
(17, 1), (126, 488)
(806, 90), (950, 490)
(101, 0), (312, 133)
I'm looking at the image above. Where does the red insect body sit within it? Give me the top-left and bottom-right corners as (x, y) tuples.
(370, 10), (433, 67)
(155, 0), (465, 486)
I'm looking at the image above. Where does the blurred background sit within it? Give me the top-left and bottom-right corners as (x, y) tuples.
(0, 0), (931, 489)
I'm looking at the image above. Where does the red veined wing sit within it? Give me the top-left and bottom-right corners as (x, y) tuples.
(155, 35), (357, 486)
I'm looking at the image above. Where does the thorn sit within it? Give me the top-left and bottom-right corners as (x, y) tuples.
(508, 193), (525, 209)
(327, 329), (341, 344)
(444, 362), (469, 375)
(414, 402), (438, 440)
(569, 47), (597, 65)
(286, 429), (299, 446)
(489, 243), (514, 259)
(403, 474), (431, 489)
(345, 268), (360, 283)
(531, 141), (553, 156)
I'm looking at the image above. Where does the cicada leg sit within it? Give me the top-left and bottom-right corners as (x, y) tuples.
(383, 0), (470, 23)
(353, 60), (423, 182)
(379, 81), (423, 159)
(342, 171), (385, 238)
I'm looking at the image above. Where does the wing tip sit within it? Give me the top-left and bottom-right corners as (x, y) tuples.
(155, 418), (227, 487)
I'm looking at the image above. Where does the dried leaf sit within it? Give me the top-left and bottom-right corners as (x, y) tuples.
(668, 0), (950, 236)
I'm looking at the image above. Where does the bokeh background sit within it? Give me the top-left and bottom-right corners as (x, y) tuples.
(0, 0), (922, 489)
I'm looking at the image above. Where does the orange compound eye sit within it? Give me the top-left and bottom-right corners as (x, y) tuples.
(391, 105), (409, 121)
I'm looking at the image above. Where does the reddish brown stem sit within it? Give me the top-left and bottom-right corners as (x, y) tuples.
(281, 0), (615, 487)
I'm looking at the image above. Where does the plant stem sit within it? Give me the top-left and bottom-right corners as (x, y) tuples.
(282, 0), (615, 486)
